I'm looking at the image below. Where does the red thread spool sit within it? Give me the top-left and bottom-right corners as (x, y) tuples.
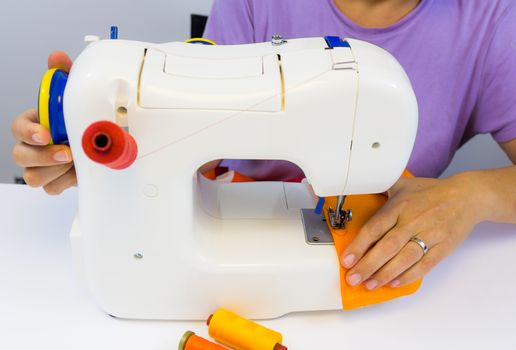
(82, 120), (138, 170)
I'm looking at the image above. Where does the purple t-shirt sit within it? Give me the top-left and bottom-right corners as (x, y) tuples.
(204, 0), (516, 179)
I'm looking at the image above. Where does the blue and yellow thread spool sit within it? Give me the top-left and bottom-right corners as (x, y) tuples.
(39, 38), (214, 145)
(38, 68), (69, 145)
(184, 37), (217, 45)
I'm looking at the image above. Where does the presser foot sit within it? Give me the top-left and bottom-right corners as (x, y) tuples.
(328, 207), (352, 229)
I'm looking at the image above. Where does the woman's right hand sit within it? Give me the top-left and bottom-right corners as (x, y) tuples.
(11, 52), (77, 195)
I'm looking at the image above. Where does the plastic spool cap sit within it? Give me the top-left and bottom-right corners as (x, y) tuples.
(84, 35), (100, 42)
(82, 121), (138, 170)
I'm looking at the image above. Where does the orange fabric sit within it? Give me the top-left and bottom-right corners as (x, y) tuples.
(232, 172), (256, 183)
(203, 169), (218, 180)
(203, 169), (256, 182)
(203, 168), (421, 310)
(324, 169), (421, 310)
(323, 194), (422, 310)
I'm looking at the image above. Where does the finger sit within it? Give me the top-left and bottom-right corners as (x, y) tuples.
(11, 109), (52, 145)
(345, 224), (415, 287)
(389, 244), (446, 287)
(365, 231), (442, 289)
(48, 51), (72, 72)
(23, 163), (74, 188)
(341, 199), (405, 269)
(43, 167), (77, 196)
(12, 143), (72, 167)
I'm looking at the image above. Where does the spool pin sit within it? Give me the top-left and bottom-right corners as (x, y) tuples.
(207, 309), (287, 350)
(178, 331), (228, 350)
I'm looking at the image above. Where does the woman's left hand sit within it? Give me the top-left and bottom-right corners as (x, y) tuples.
(340, 172), (485, 290)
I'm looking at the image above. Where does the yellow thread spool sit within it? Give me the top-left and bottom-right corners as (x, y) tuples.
(207, 309), (287, 350)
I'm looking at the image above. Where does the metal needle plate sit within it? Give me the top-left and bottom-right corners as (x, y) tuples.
(301, 209), (334, 245)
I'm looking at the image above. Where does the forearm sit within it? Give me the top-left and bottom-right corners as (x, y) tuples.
(457, 165), (516, 224)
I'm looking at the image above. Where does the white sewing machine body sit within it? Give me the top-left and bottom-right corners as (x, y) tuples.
(64, 36), (418, 319)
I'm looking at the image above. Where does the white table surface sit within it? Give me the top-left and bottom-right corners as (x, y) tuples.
(1, 183), (516, 350)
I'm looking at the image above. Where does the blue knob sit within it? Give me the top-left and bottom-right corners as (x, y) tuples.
(110, 26), (118, 40)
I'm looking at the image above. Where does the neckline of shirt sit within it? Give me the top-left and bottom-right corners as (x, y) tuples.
(326, 0), (433, 38)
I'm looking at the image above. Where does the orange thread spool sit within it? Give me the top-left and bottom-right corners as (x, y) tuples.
(178, 331), (228, 350)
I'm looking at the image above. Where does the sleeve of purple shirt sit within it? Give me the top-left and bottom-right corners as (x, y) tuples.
(467, 5), (516, 143)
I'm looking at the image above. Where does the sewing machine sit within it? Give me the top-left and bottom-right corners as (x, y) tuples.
(39, 33), (417, 320)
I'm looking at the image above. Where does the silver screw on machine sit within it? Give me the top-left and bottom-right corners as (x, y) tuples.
(271, 34), (287, 46)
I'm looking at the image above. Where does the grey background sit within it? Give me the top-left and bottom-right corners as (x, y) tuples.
(0, 0), (511, 183)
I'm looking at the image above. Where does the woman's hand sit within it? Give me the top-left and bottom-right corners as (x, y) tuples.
(11, 52), (76, 195)
(340, 172), (486, 290)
